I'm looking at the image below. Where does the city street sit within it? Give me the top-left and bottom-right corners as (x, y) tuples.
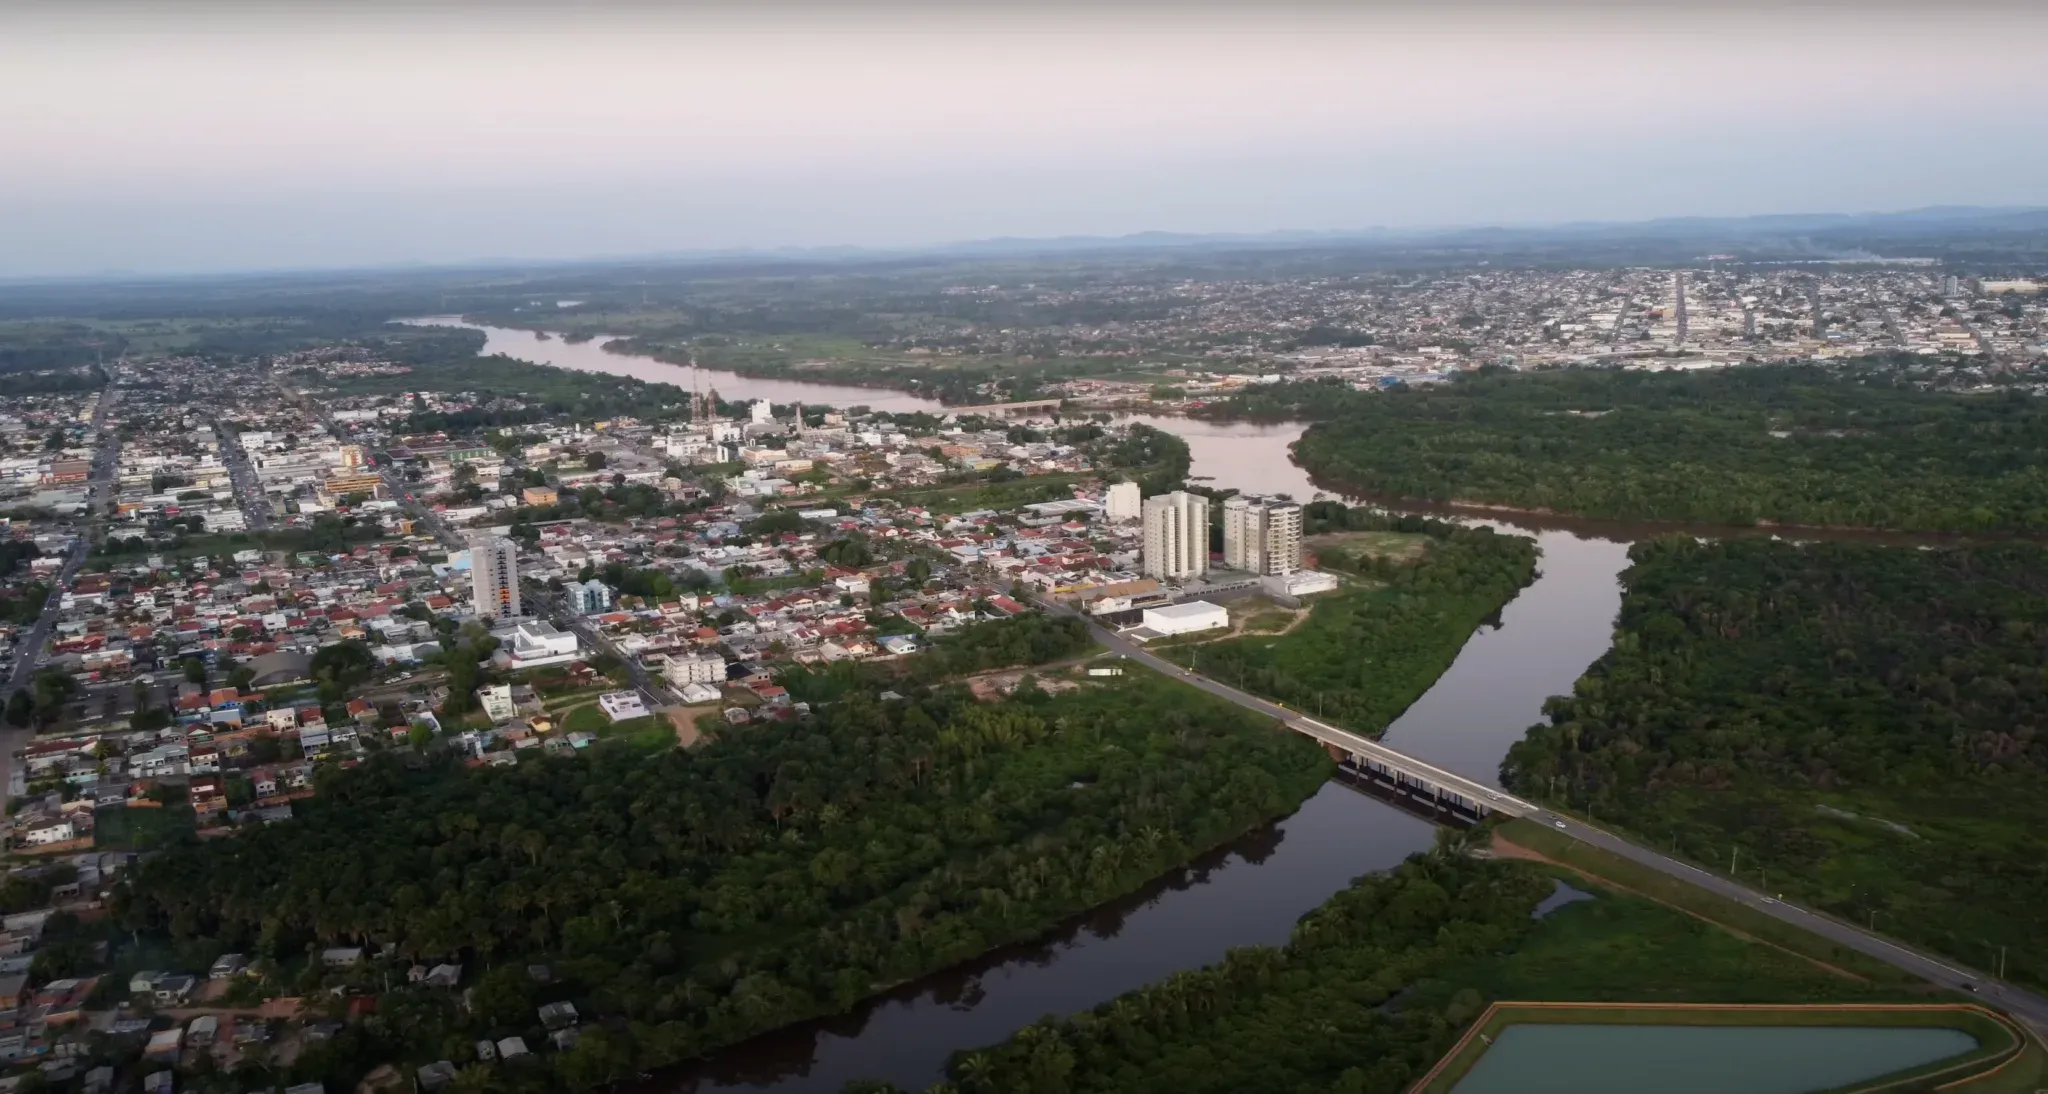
(5, 387), (119, 700)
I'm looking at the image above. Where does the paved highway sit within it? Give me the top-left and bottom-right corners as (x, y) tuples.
(1045, 598), (2048, 1032)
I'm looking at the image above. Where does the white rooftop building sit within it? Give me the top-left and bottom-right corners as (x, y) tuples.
(597, 691), (649, 722)
(1139, 600), (1227, 637)
(494, 621), (579, 670)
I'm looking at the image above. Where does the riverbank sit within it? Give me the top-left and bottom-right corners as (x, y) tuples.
(899, 845), (1934, 1094)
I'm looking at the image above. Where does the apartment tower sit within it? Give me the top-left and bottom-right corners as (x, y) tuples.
(1142, 491), (1210, 580)
(1104, 481), (1142, 522)
(470, 536), (522, 620)
(1222, 494), (1303, 575)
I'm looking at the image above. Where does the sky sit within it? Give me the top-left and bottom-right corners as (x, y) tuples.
(4, 0), (2047, 277)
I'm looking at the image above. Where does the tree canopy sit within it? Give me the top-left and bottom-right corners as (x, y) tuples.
(1223, 366), (2048, 532)
(114, 671), (1329, 1087)
(1505, 537), (2048, 988)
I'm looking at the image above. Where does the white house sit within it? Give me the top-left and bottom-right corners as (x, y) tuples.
(596, 691), (649, 722)
(677, 682), (721, 704)
(22, 819), (77, 846)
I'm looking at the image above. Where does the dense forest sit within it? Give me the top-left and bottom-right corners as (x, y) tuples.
(1218, 366), (2048, 532)
(1161, 507), (1537, 734)
(863, 844), (1910, 1094)
(1504, 537), (2048, 988)
(113, 671), (1330, 1090)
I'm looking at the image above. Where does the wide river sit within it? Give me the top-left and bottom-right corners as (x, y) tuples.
(430, 320), (1633, 1092)
(399, 317), (950, 415)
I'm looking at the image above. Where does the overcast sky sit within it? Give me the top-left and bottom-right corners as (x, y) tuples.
(4, 1), (2046, 277)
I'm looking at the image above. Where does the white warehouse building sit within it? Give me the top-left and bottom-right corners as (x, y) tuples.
(1139, 600), (1228, 637)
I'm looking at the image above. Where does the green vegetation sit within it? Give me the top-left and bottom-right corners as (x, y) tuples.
(300, 327), (697, 425)
(874, 472), (1088, 514)
(113, 666), (1329, 1090)
(1091, 422), (1190, 496)
(94, 805), (197, 852)
(1504, 537), (2048, 989)
(779, 615), (1094, 705)
(1159, 506), (1537, 735)
(6, 668), (80, 729)
(1497, 820), (1913, 982)
(1225, 366), (2048, 532)
(902, 845), (1919, 1094)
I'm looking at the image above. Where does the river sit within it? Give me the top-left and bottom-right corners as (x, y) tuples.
(429, 321), (1634, 1092)
(397, 317), (949, 415)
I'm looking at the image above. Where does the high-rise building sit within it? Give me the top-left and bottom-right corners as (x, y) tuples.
(1222, 494), (1303, 575)
(750, 400), (774, 425)
(1104, 481), (1141, 522)
(1944, 274), (1961, 298)
(1142, 491), (1210, 580)
(470, 536), (521, 620)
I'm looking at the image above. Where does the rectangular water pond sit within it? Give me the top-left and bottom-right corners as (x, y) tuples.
(1452, 1023), (1980, 1094)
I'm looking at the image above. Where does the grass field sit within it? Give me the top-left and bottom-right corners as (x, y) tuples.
(871, 472), (1089, 513)
(1498, 819), (1923, 985)
(1302, 528), (1431, 562)
(1416, 1002), (2025, 1094)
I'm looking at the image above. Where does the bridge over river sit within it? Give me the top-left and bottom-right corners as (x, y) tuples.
(1045, 599), (2048, 1034)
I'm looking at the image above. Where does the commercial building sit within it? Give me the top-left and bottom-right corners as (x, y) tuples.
(522, 485), (559, 506)
(470, 536), (521, 620)
(1222, 494), (1303, 575)
(1139, 600), (1228, 637)
(493, 621), (579, 670)
(1104, 481), (1141, 522)
(1142, 490), (1209, 580)
(566, 579), (613, 614)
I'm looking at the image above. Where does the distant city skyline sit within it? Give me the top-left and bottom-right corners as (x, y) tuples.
(4, 2), (2046, 277)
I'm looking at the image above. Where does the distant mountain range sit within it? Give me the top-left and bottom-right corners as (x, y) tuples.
(902, 206), (2048, 258)
(10, 205), (2046, 289)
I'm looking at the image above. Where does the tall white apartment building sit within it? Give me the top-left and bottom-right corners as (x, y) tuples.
(470, 536), (522, 620)
(1142, 490), (1210, 580)
(1222, 495), (1304, 575)
(1104, 481), (1142, 522)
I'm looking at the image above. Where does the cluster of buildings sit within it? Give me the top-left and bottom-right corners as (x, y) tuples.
(0, 388), (103, 517)
(853, 268), (2048, 409)
(1118, 488), (1332, 638)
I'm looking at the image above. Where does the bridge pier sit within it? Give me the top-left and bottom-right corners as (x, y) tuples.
(1334, 753), (1492, 822)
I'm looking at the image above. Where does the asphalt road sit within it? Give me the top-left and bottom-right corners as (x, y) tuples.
(1045, 599), (2048, 1031)
(215, 425), (274, 531)
(524, 581), (677, 708)
(5, 389), (120, 699)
